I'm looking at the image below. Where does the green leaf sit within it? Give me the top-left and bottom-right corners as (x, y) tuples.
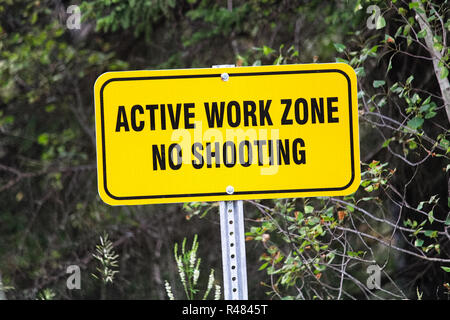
(433, 41), (443, 52)
(417, 29), (427, 38)
(45, 104), (56, 113)
(361, 180), (371, 187)
(409, 2), (419, 9)
(304, 205), (314, 214)
(31, 12), (38, 25)
(424, 230), (437, 238)
(375, 97), (386, 108)
(441, 266), (450, 272)
(441, 67), (449, 79)
(37, 133), (50, 146)
(384, 34), (395, 43)
(386, 57), (393, 74)
(357, 91), (365, 99)
(0, 114), (14, 125)
(407, 35), (413, 47)
(407, 117), (424, 130)
(273, 56), (283, 65)
(376, 16), (386, 30)
(347, 251), (357, 257)
(335, 57), (349, 63)
(347, 251), (362, 258)
(428, 210), (434, 224)
(262, 45), (274, 56)
(259, 262), (269, 271)
(424, 111), (437, 119)
(417, 201), (424, 211)
(354, 0), (362, 12)
(333, 43), (346, 53)
(406, 75), (414, 85)
(395, 25), (403, 37)
(439, 138), (449, 150)
(414, 239), (424, 247)
(408, 140), (417, 150)
(373, 80), (386, 88)
(382, 138), (392, 148)
(390, 82), (402, 94)
(346, 205), (355, 212)
(308, 217), (320, 226)
(403, 24), (411, 36)
(354, 67), (365, 76)
(368, 45), (379, 56)
(419, 103), (431, 113)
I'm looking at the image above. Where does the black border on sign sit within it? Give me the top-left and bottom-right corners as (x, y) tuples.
(99, 69), (356, 200)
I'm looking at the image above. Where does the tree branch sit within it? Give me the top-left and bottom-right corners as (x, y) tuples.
(412, 0), (450, 123)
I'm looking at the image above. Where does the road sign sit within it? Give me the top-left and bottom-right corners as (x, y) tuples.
(94, 63), (360, 205)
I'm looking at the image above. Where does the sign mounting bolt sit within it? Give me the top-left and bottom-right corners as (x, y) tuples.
(226, 185), (234, 194)
(221, 73), (229, 82)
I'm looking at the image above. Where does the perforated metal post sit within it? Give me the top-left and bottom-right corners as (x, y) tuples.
(212, 64), (248, 300)
(219, 200), (248, 300)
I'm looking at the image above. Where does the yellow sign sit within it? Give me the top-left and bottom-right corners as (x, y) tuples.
(94, 63), (360, 205)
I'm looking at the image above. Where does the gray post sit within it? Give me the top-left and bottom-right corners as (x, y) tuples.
(219, 200), (248, 300)
(211, 64), (248, 300)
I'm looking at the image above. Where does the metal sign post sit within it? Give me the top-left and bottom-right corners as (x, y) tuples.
(212, 64), (248, 300)
(219, 200), (248, 300)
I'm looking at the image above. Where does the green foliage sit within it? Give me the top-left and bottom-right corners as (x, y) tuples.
(165, 235), (220, 300)
(92, 233), (119, 284)
(0, 0), (449, 301)
(183, 202), (217, 219)
(81, 0), (179, 39)
(37, 288), (56, 300)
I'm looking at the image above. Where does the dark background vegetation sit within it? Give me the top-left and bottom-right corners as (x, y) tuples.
(0, 0), (449, 300)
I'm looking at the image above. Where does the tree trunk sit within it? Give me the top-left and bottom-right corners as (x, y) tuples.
(413, 0), (450, 123)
